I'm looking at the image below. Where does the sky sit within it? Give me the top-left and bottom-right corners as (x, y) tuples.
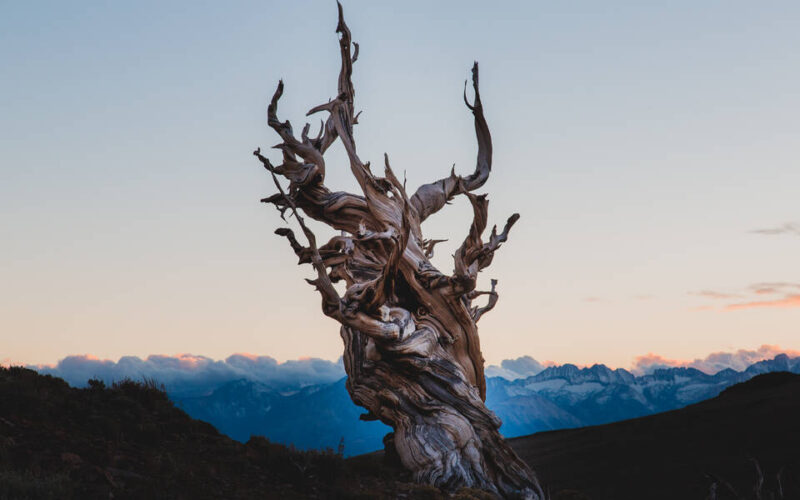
(1, 1), (798, 369)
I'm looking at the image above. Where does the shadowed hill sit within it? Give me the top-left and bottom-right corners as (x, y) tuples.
(512, 371), (800, 499)
(2, 365), (799, 499)
(0, 366), (489, 499)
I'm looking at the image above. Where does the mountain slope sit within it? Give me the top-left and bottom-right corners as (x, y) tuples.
(0, 366), (473, 499)
(174, 378), (390, 456)
(512, 371), (800, 499)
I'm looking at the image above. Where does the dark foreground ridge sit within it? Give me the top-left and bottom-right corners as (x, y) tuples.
(513, 371), (800, 499)
(1, 366), (799, 499)
(0, 366), (489, 499)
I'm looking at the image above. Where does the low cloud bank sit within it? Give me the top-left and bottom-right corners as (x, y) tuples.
(631, 344), (800, 375)
(30, 345), (800, 389)
(486, 356), (549, 380)
(33, 353), (345, 396)
(489, 345), (800, 380)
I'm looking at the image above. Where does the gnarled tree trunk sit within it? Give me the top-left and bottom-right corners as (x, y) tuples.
(254, 4), (543, 498)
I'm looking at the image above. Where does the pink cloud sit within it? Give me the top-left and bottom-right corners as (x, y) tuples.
(32, 353), (345, 393)
(229, 352), (260, 361)
(691, 282), (800, 311)
(632, 344), (800, 375)
(690, 290), (741, 300)
(748, 282), (800, 295)
(724, 294), (800, 311)
(632, 353), (683, 371)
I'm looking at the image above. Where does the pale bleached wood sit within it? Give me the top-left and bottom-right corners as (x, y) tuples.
(254, 4), (543, 498)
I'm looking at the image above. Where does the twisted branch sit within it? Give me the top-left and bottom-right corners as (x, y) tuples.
(410, 62), (492, 222)
(253, 4), (540, 498)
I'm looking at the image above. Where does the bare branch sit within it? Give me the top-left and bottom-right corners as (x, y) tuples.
(411, 62), (492, 222)
(274, 227), (305, 257)
(255, 149), (341, 319)
(477, 212), (520, 273)
(335, 1), (356, 116)
(454, 192), (489, 284)
(453, 192), (518, 293)
(254, 5), (540, 497)
(469, 279), (499, 322)
(422, 238), (447, 259)
(266, 81), (326, 183)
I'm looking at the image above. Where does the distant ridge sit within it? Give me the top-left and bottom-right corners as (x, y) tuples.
(169, 354), (800, 454)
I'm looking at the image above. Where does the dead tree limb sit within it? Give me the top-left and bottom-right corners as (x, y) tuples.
(254, 4), (542, 498)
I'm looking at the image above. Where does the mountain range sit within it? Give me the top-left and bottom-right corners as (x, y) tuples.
(170, 354), (800, 456)
(6, 364), (798, 498)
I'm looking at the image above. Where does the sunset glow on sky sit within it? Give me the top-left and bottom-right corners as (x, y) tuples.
(2, 1), (798, 369)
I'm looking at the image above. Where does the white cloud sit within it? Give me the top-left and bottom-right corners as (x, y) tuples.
(33, 353), (345, 396)
(486, 355), (546, 380)
(631, 345), (800, 375)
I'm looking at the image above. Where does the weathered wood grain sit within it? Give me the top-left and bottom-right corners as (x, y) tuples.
(254, 4), (543, 498)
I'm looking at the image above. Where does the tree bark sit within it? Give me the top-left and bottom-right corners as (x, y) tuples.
(254, 4), (543, 498)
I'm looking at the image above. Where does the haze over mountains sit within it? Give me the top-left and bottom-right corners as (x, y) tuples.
(33, 347), (800, 456)
(168, 354), (800, 455)
(36, 344), (797, 391)
(34, 353), (345, 397)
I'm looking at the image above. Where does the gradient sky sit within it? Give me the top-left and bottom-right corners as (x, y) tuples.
(2, 1), (798, 368)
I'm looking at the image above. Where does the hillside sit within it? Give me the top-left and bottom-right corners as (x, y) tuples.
(3, 365), (798, 499)
(0, 366), (484, 499)
(513, 371), (800, 499)
(174, 378), (389, 456)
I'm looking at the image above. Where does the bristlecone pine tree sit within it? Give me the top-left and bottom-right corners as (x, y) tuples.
(254, 4), (543, 499)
